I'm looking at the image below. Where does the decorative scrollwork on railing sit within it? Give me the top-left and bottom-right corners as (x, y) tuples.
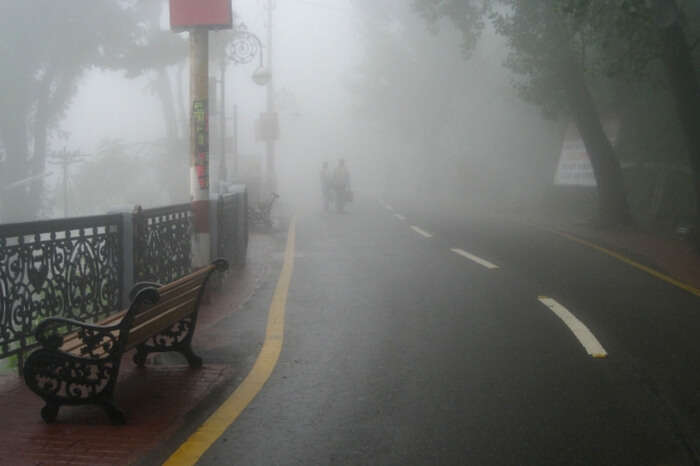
(133, 204), (192, 284)
(0, 216), (123, 361)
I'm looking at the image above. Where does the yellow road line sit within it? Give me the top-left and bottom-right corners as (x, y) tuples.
(555, 230), (700, 297)
(164, 217), (297, 466)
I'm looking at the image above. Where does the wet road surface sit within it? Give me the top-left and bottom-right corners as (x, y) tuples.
(194, 198), (700, 465)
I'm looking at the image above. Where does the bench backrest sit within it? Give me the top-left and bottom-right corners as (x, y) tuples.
(51, 259), (227, 360)
(123, 264), (218, 350)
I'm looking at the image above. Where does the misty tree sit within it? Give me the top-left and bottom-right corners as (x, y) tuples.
(416, 0), (700, 229)
(119, 1), (189, 203)
(350, 0), (495, 199)
(64, 138), (170, 216)
(350, 0), (563, 207)
(596, 0), (700, 231)
(415, 0), (634, 225)
(0, 1), (139, 222)
(349, 5), (456, 195)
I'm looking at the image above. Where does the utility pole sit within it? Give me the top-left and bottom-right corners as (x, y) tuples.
(49, 148), (85, 218)
(190, 28), (210, 268)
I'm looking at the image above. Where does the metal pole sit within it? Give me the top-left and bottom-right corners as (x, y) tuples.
(190, 28), (210, 268)
(219, 59), (227, 187)
(265, 0), (276, 195)
(233, 104), (239, 176)
(62, 152), (68, 217)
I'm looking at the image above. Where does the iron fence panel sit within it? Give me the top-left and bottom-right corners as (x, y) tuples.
(0, 215), (123, 361)
(133, 204), (192, 283)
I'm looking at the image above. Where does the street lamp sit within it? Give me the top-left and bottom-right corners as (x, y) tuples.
(252, 66), (271, 86)
(226, 22), (270, 86)
(216, 21), (269, 189)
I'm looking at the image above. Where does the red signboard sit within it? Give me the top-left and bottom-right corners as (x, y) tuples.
(170, 0), (233, 31)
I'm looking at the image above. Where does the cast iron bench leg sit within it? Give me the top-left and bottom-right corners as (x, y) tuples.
(101, 400), (126, 425)
(180, 345), (203, 368)
(41, 402), (59, 423)
(133, 346), (148, 367)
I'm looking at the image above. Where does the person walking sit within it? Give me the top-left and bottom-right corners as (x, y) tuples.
(320, 161), (333, 211)
(332, 159), (351, 213)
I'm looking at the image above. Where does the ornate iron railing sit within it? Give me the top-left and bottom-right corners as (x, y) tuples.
(0, 215), (124, 365)
(1, 197), (249, 374)
(217, 190), (248, 266)
(133, 203), (192, 284)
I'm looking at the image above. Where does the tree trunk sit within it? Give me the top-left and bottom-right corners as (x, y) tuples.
(27, 70), (54, 220)
(657, 6), (700, 242)
(154, 67), (188, 202)
(562, 63), (631, 226)
(156, 68), (178, 143)
(0, 117), (30, 223)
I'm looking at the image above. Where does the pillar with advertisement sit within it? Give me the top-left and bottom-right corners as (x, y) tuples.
(169, 0), (232, 267)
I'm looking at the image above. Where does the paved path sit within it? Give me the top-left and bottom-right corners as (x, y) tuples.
(176, 198), (700, 466)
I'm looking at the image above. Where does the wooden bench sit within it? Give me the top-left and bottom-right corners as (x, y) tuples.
(23, 259), (228, 424)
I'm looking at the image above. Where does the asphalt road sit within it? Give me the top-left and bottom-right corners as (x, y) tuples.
(196, 197), (700, 466)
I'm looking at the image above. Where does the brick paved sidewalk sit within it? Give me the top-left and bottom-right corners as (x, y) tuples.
(0, 233), (274, 466)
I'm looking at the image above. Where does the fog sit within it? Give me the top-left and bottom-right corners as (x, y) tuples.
(0, 1), (584, 223)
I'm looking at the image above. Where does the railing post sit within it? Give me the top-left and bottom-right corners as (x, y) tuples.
(209, 198), (220, 263)
(238, 189), (248, 266)
(120, 212), (134, 306)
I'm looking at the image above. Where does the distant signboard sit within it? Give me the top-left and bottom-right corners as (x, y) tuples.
(554, 120), (619, 187)
(169, 0), (233, 31)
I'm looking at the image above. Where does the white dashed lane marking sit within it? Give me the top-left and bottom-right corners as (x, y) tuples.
(450, 248), (499, 269)
(410, 226), (433, 238)
(538, 296), (607, 359)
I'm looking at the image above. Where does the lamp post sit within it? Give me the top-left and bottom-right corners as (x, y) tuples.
(263, 0), (276, 197)
(217, 21), (269, 190)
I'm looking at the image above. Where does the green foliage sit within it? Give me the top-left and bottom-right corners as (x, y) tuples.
(119, 1), (187, 77)
(413, 0), (489, 57)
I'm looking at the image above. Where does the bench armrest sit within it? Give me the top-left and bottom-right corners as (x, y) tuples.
(129, 281), (163, 302)
(35, 317), (122, 351)
(212, 258), (229, 272)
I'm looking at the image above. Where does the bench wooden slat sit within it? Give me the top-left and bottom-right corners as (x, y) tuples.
(60, 286), (202, 355)
(61, 274), (206, 356)
(58, 310), (126, 351)
(155, 275), (207, 300)
(132, 284), (202, 326)
(125, 298), (198, 349)
(154, 266), (213, 294)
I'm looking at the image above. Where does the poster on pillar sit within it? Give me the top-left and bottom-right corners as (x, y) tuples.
(193, 100), (209, 190)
